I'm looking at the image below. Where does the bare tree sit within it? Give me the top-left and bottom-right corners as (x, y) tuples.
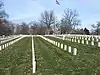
(20, 22), (29, 34)
(15, 24), (22, 34)
(91, 21), (100, 35)
(61, 8), (80, 34)
(0, 19), (14, 35)
(0, 1), (8, 18)
(60, 18), (72, 34)
(29, 21), (39, 35)
(29, 21), (46, 35)
(40, 10), (55, 34)
(0, 1), (10, 36)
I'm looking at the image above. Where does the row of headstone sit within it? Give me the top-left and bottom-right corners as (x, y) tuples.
(0, 36), (24, 51)
(0, 35), (21, 45)
(40, 35), (77, 55)
(0, 41), (13, 50)
(55, 35), (100, 47)
(54, 41), (77, 55)
(65, 35), (100, 42)
(72, 36), (98, 42)
(70, 38), (100, 47)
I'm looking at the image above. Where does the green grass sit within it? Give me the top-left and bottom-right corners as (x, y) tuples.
(43, 36), (100, 75)
(0, 36), (100, 75)
(34, 37), (74, 75)
(0, 37), (33, 75)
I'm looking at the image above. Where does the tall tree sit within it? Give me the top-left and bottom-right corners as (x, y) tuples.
(29, 21), (46, 35)
(29, 21), (39, 35)
(0, 19), (14, 36)
(40, 10), (55, 34)
(60, 18), (72, 34)
(0, 1), (9, 36)
(20, 22), (29, 34)
(61, 8), (80, 34)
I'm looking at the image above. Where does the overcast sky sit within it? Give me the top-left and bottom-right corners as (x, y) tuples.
(3, 0), (100, 30)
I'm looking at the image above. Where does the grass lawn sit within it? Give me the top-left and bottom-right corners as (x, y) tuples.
(34, 37), (74, 75)
(42, 36), (100, 75)
(34, 37), (99, 75)
(0, 36), (100, 75)
(0, 37), (33, 75)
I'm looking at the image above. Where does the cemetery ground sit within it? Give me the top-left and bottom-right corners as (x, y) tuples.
(45, 36), (100, 74)
(0, 37), (33, 75)
(0, 35), (100, 75)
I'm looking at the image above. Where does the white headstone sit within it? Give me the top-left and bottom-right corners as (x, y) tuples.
(75, 36), (76, 39)
(68, 46), (71, 53)
(73, 48), (77, 55)
(58, 43), (60, 47)
(96, 39), (99, 42)
(88, 37), (90, 41)
(56, 42), (57, 46)
(2, 45), (4, 49)
(7, 43), (8, 47)
(5, 44), (6, 48)
(63, 35), (65, 40)
(82, 37), (84, 40)
(80, 37), (81, 39)
(72, 39), (74, 42)
(91, 41), (94, 46)
(98, 37), (100, 39)
(86, 40), (88, 45)
(85, 38), (87, 40)
(74, 39), (76, 42)
(98, 42), (100, 47)
(3, 35), (5, 38)
(78, 40), (80, 43)
(0, 46), (1, 50)
(49, 39), (51, 42)
(53, 41), (55, 45)
(61, 44), (63, 49)
(47, 39), (49, 41)
(82, 40), (84, 44)
(92, 38), (94, 41)
(64, 45), (67, 50)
